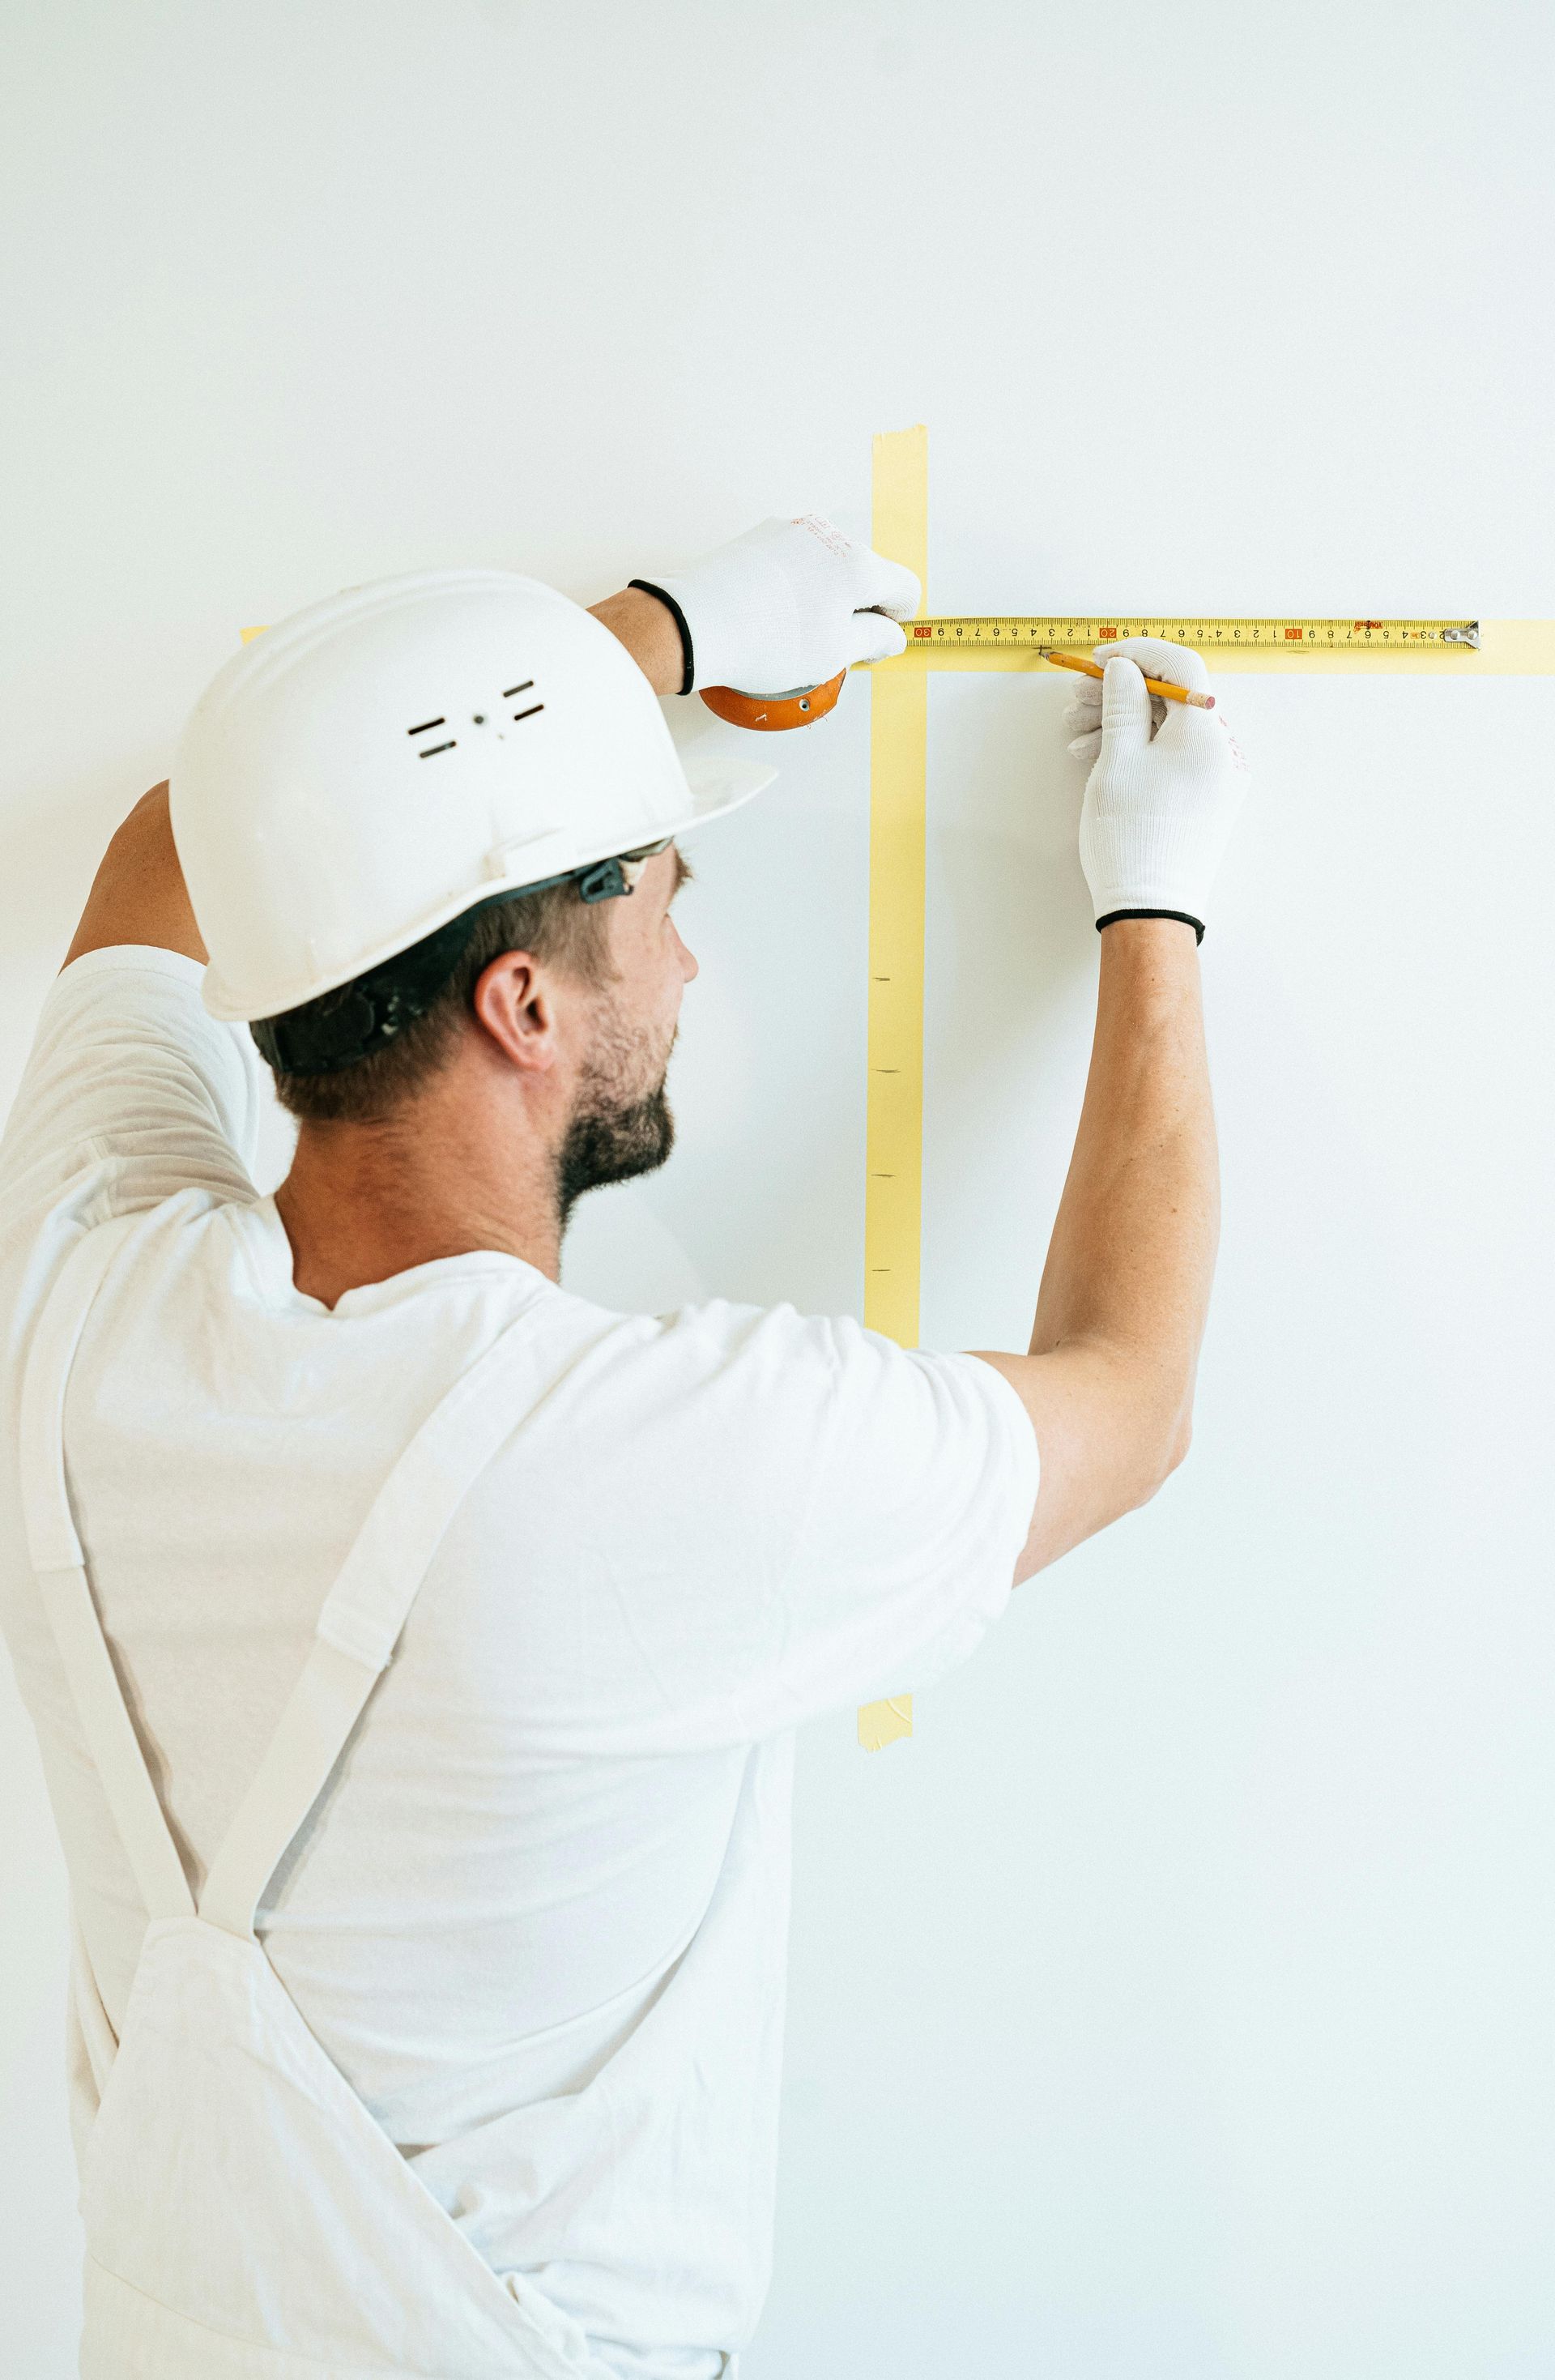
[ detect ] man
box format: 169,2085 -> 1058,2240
0,514 -> 1245,2378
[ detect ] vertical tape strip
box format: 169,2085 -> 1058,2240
858,424 -> 929,1755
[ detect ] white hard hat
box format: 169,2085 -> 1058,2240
170,568 -> 773,1028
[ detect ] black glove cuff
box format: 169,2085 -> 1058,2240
1095,908 -> 1205,945
628,580 -> 695,697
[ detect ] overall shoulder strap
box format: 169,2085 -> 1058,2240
198,1291 -> 566,1939
19,1215 -> 197,1921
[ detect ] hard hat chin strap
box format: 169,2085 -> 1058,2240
250,841 -> 670,1080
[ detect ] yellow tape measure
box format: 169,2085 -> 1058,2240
880,616 -> 1555,680
900,615 -> 1480,651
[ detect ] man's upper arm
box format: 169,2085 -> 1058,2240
0,778 -> 263,1231
704,1312 -> 1040,1729
0,947 -> 262,1234
562,1303 -> 1041,1750
65,785 -> 207,970
972,1342 -> 1187,1584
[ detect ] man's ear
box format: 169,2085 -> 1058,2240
471,951 -> 559,1075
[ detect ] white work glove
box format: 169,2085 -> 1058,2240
632,514 -> 921,694
1065,637 -> 1249,940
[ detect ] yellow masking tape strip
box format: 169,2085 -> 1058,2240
858,424 -> 929,1756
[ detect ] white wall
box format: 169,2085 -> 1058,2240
3,4 -> 1553,2372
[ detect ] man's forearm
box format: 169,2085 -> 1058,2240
589,587 -> 685,697
971,636 -> 1239,1576
1031,918 -> 1218,1458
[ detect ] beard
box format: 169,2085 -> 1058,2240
556,1008 -> 676,1228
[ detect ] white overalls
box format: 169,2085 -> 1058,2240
23,1213 -> 635,2379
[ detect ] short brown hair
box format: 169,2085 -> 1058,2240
269,881 -> 613,1126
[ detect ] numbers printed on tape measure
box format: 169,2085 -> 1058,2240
906,617 -> 1480,649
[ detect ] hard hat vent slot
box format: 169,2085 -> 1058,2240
406,713 -> 457,759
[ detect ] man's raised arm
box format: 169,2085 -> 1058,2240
974,638 -> 1249,1581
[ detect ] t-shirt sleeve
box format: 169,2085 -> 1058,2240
0,946 -> 266,1244
757,1316 -> 1038,1726
559,1300 -> 1040,1746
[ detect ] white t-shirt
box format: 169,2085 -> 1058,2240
0,948 -> 1038,2379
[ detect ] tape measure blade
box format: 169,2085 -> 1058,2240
884,616 -> 1497,672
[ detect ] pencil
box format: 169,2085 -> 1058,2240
1038,647 -> 1216,710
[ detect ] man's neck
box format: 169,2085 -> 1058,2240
274,1080 -> 563,1308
